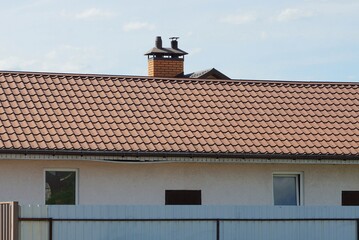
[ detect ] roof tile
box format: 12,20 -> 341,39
0,72 -> 358,157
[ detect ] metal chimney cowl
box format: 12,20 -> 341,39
170,37 -> 179,49
155,36 -> 162,49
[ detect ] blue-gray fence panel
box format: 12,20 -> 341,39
221,220 -> 356,240
48,206 -> 216,240
53,221 -> 215,240
19,205 -> 359,240
19,205 -> 48,240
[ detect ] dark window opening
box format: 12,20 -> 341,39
342,191 -> 359,206
45,170 -> 76,205
165,190 -> 201,205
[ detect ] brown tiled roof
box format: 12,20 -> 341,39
0,71 -> 358,159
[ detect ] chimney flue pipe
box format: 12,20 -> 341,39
155,36 -> 162,49
170,37 -> 179,49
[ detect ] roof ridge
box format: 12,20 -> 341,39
0,70 -> 358,86
0,70 -> 138,79
230,78 -> 359,85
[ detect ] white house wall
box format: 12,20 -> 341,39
0,159 -> 359,205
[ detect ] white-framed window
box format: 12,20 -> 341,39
44,169 -> 78,205
273,173 -> 303,206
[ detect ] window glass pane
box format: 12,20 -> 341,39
273,175 -> 298,206
46,171 -> 76,205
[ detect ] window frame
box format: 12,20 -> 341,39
272,172 -> 303,206
44,168 -> 79,205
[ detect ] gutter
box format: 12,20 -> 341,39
0,149 -> 358,161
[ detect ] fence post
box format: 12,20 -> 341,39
12,202 -> 19,240
216,219 -> 220,240
0,201 -> 19,240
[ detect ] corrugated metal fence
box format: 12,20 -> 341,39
18,205 -> 359,240
0,202 -> 18,240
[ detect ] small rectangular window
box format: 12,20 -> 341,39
342,191 -> 359,206
45,170 -> 77,205
273,174 -> 301,206
165,190 -> 201,205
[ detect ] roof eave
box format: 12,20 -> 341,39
0,149 -> 358,161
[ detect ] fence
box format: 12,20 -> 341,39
18,205 -> 359,240
0,202 -> 18,240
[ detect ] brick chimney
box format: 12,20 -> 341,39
145,36 -> 187,78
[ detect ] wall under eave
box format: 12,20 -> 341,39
1,159 -> 359,205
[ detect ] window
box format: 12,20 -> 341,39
273,174 -> 301,206
165,190 -> 201,205
45,170 -> 77,205
342,191 -> 359,206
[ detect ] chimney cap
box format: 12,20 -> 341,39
145,36 -> 187,57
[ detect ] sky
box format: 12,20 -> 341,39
0,0 -> 358,82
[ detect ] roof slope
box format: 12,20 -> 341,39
0,71 -> 358,159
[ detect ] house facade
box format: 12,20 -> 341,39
0,37 -> 358,207
0,70 -> 358,207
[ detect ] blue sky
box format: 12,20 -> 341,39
0,0 -> 358,81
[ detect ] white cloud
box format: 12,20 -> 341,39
260,31 -> 269,40
347,75 -> 357,81
186,31 -> 194,37
276,8 -> 314,22
0,57 -> 36,70
122,22 -> 155,32
313,1 -> 359,15
221,13 -> 257,25
0,45 -> 100,73
41,45 -> 99,72
188,48 -> 202,56
74,8 -> 114,19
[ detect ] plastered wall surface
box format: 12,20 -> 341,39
1,159 -> 358,205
